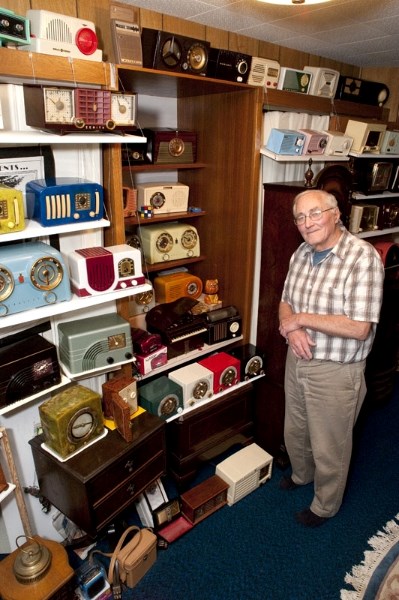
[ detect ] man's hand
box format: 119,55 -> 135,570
286,328 -> 315,360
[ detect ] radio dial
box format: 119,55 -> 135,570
221,367 -> 237,387
150,192 -> 166,209
159,394 -> 179,417
30,256 -> 63,291
187,43 -> 208,72
181,228 -> 198,249
161,37 -> 182,67
156,232 -> 174,254
193,380 -> 210,399
237,59 -> 249,75
0,267 -> 14,302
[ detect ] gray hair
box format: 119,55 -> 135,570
293,189 -> 338,216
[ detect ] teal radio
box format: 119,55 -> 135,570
0,241 -> 71,317
58,313 -> 133,374
26,177 -> 104,226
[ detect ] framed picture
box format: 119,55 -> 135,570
0,145 -> 55,213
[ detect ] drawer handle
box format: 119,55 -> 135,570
125,459 -> 134,472
127,483 -> 135,496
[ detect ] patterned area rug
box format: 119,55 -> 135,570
341,513 -> 399,599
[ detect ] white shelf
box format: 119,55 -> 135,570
352,191 -> 399,201
349,151 -> 399,159
357,226 -> 399,238
260,147 -> 350,162
0,374 -> 71,416
0,131 -> 146,145
0,282 -> 152,329
165,373 -> 265,423
0,218 -> 110,243
60,357 -> 135,381
0,483 -> 16,503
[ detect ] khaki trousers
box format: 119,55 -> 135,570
284,348 -> 367,518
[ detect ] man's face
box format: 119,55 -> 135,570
294,193 -> 340,251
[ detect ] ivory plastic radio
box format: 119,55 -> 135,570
26,177 -> 104,226
303,66 -> 340,98
380,130 -> 399,154
140,222 -> 200,264
168,362 -> 214,408
68,244 -> 145,297
19,9 -> 103,61
248,57 -> 280,88
322,131 -> 353,156
0,241 -> 71,317
344,120 -> 387,154
0,187 -> 25,234
137,182 -> 189,214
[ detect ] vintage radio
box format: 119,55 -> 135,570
204,305 -> 242,345
102,375 -> 137,419
0,8 -> 30,46
344,120 -> 387,154
265,128 -> 305,156
299,129 -> 328,155
58,313 -> 133,374
111,19 -> 142,66
379,200 -> 399,229
135,478 -> 169,528
129,283 -> 155,316
134,346 -> 168,375
277,68 -> 312,93
76,561 -> 110,600
335,75 -> 390,107
143,128 -> 197,164
0,334 -> 61,410
0,187 -> 25,234
180,475 -> 229,524
248,57 -> 280,88
138,376 -> 183,419
140,222 -> 200,264
141,28 -> 210,76
380,130 -> 399,154
352,160 -> 394,195
206,48 -> 251,83
198,351 -> 240,394
168,362 -> 214,408
20,10 -> 102,61
123,186 -> 137,217
215,443 -> 273,506
154,272 -> 203,303
137,182 -> 189,214
229,343 -> 265,381
131,327 -> 163,355
68,244 -> 144,297
348,203 -> 380,234
0,241 -> 71,317
39,384 -> 104,458
153,498 -> 181,529
322,131 -> 353,156
122,140 -> 148,165
303,66 -> 340,98
26,177 -> 103,226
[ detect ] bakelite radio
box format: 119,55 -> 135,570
0,187 -> 25,234
168,362 -> 214,408
138,375 -> 183,419
141,28 -> 210,76
143,128 -> 197,164
198,351 -> 240,394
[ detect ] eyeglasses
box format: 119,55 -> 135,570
294,207 -> 335,226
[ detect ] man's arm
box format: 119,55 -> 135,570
279,310 -> 371,341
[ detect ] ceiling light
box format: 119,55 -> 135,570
257,0 -> 332,5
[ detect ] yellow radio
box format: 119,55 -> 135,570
0,187 -> 25,234
154,271 -> 203,303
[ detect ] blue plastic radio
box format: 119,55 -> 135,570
266,128 -> 306,156
0,241 -> 71,317
26,177 -> 104,226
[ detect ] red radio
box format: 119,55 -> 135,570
198,351 -> 240,394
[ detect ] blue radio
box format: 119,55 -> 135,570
26,177 -> 104,226
266,128 -> 306,156
0,241 -> 71,317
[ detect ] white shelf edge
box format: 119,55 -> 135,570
352,191 -> 399,200
260,147 -> 350,162
165,373 -> 265,423
349,151 -> 399,159
357,226 -> 399,238
0,218 -> 110,243
0,131 -> 146,145
60,358 -> 135,381
0,374 -> 71,416
0,483 -> 16,503
0,282 -> 152,330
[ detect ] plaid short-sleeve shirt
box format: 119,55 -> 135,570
281,228 -> 385,363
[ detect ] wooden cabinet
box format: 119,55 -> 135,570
166,382 -> 255,489
29,412 -> 165,537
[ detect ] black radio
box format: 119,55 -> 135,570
206,48 -> 252,83
141,28 -> 210,76
335,76 -> 389,107
204,305 -> 242,345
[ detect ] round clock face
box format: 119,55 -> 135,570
30,256 -> 63,291
43,88 -> 74,123
67,407 -> 96,442
0,266 -> 14,301
111,93 -> 136,125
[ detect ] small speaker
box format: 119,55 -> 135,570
111,19 -> 142,66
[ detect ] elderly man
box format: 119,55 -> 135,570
278,189 -> 384,527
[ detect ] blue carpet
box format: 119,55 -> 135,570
104,375 -> 399,600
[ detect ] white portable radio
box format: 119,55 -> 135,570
380,130 -> 399,154
322,131 -> 353,156
140,222 -> 200,264
215,443 -> 273,506
137,182 -> 189,214
20,10 -> 102,61
344,120 -> 387,154
248,57 -> 280,88
303,66 -> 340,98
168,362 -> 214,408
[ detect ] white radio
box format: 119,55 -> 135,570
20,10 -> 102,61
299,129 -> 328,155
380,130 -> 399,154
215,443 -> 273,506
140,222 -> 200,264
349,204 -> 380,234
344,120 -> 387,154
168,362 -> 214,408
303,66 -> 340,98
137,182 -> 189,214
322,130 -> 354,156
248,57 -> 280,88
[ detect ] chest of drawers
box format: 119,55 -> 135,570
29,412 -> 165,537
